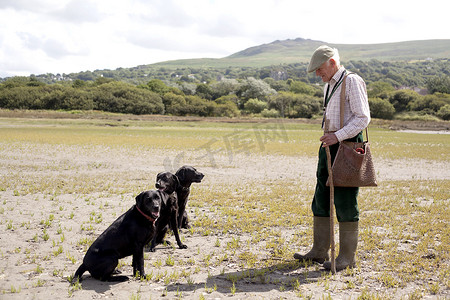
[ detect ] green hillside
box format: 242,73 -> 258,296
14,38 -> 449,87
152,38 -> 450,68
2,37 -> 449,121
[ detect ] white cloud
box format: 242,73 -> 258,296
0,0 -> 61,12
50,0 -> 104,23
0,0 -> 448,78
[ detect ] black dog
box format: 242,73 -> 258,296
150,172 -> 187,251
175,166 -> 204,229
72,190 -> 166,282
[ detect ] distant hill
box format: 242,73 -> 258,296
151,38 -> 450,68
17,38 -> 449,85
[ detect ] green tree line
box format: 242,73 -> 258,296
16,58 -> 449,88
1,71 -> 449,120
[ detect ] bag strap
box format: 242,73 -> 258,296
339,73 -> 369,142
339,75 -> 347,129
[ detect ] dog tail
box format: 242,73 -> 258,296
72,264 -> 87,284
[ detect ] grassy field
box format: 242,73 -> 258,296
1,115 -> 447,160
0,113 -> 449,299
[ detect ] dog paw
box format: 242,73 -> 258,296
179,244 -> 188,249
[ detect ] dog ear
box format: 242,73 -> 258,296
175,168 -> 185,182
135,191 -> 145,206
173,174 -> 180,189
158,190 -> 168,206
156,172 -> 163,180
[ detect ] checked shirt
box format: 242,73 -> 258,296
323,67 -> 371,142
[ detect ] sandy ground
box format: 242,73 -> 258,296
0,137 -> 449,299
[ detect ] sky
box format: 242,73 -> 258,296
0,0 -> 448,78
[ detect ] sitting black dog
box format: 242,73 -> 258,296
175,166 -> 204,229
72,190 -> 166,282
150,172 -> 187,251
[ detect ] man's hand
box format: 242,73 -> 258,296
320,133 -> 338,147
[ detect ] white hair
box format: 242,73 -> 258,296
330,48 -> 340,66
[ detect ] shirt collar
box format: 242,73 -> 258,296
330,66 -> 346,84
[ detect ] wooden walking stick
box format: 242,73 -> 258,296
324,120 -> 336,274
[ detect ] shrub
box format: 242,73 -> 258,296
41,85 -> 94,110
163,92 -> 187,115
215,101 -> 240,117
264,77 -> 289,92
145,79 -> 172,95
268,91 -> 295,118
209,79 -> 240,99
288,95 -> 322,118
367,81 -> 395,98
93,81 -> 164,115
407,93 -> 450,114
215,94 -> 240,106
1,76 -> 31,88
427,76 -> 450,94
289,81 -> 317,95
395,112 -> 441,121
244,98 -> 267,114
261,109 -> 280,118
185,95 -> 216,117
60,89 -> 94,110
195,83 -> 214,100
437,104 -> 450,120
369,97 -> 395,119
239,77 -> 276,102
388,89 -> 420,112
0,86 -> 44,109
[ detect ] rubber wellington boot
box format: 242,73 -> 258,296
323,221 -> 358,271
294,216 -> 330,264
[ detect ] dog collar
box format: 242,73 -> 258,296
178,186 -> 190,192
136,205 -> 156,223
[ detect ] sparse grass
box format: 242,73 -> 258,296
230,282 -> 236,295
165,255 -> 175,266
10,285 -> 21,293
0,117 -> 447,165
34,264 -> 43,274
34,279 -> 45,287
0,115 -> 448,299
68,278 -> 82,297
42,229 -> 49,241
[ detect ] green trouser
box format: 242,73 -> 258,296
311,132 -> 363,222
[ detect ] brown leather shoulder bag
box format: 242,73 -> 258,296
326,75 -> 378,187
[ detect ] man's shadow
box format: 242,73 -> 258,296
166,260 -> 325,295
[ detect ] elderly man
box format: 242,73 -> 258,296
294,45 -> 371,271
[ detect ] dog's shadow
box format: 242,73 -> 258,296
74,275 -> 129,293
166,260 -> 325,295
72,261 -> 325,296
